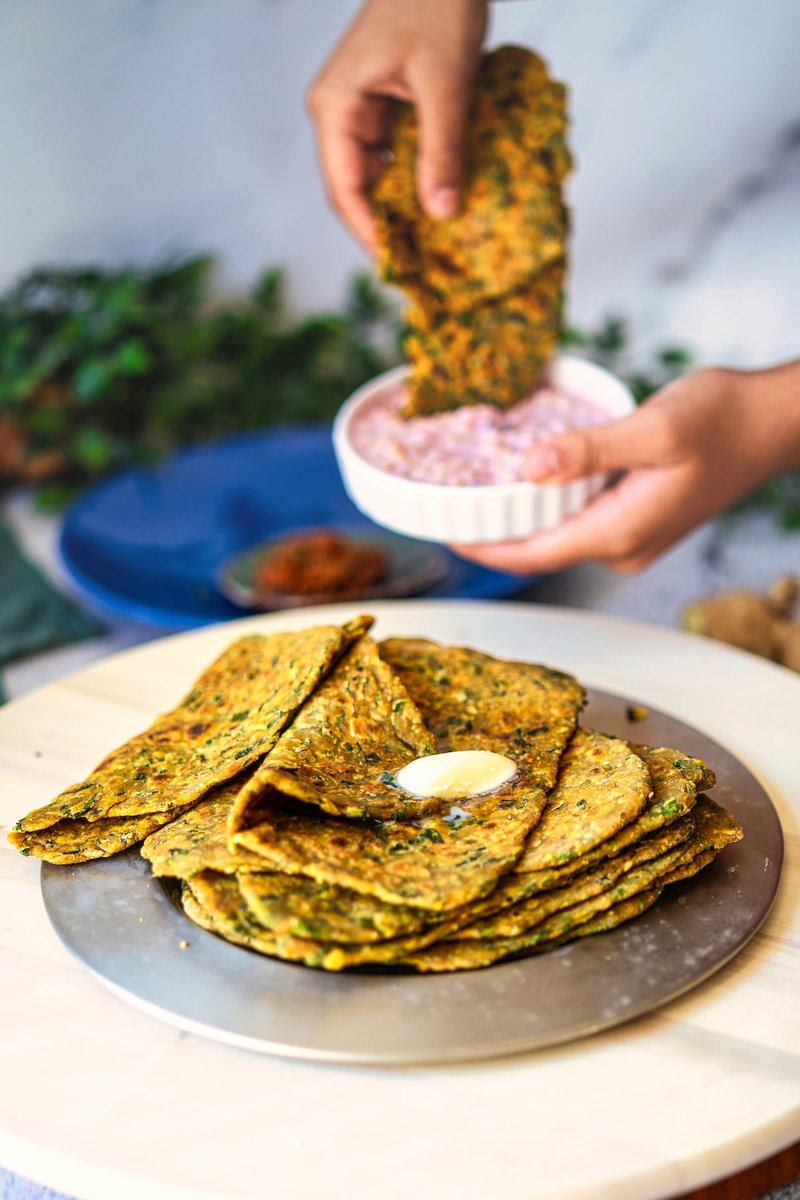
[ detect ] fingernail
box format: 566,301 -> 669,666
525,446 -> 562,482
426,186 -> 459,220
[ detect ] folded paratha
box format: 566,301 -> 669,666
9,616 -> 372,862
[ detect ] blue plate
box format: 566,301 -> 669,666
60,425 -> 530,629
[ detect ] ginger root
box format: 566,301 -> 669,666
683,575 -> 800,673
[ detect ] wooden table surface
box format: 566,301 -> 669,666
679,1139 -> 800,1199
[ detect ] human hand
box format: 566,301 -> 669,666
451,361 -> 800,575
307,0 -> 487,251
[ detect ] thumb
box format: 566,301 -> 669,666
413,64 -> 472,220
524,407 -> 664,483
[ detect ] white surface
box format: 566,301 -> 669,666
334,358 -> 634,543
1,0 -> 798,366
1,600 -> 798,1200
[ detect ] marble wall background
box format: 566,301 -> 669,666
1,0 -> 798,368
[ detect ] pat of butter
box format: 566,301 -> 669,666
395,750 -> 516,801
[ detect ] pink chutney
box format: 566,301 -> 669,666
349,382 -> 610,486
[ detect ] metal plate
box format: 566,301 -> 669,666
41,687 -> 783,1065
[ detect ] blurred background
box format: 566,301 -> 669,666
0,0 -> 799,702
2,0 -> 798,359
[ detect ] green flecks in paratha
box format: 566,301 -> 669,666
181,873 -> 300,960
515,727 -> 652,873
9,616 -> 371,863
184,871 -> 467,971
230,786 -> 543,913
514,744 -> 711,878
402,797 -> 741,971
373,46 -> 571,414
13,809 -> 181,864
452,812 -> 696,940
559,887 -> 662,940
375,48 -> 570,306
141,776 -> 267,879
685,793 -> 743,851
238,871 -> 433,944
401,889 -> 665,972
228,636 -> 438,828
232,639 -> 584,912
400,268 -> 564,414
496,810 -> 696,903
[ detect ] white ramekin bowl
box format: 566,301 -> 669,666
333,355 -> 635,544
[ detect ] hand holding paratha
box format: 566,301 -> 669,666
452,359 -> 800,573
307,0 -> 487,250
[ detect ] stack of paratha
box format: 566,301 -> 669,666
9,619 -> 743,972
374,46 -> 572,415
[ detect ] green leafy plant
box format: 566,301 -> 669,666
1,267 -> 796,528
560,314 -> 693,403
0,258 -> 398,508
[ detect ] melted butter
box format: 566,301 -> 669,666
395,750 -> 516,801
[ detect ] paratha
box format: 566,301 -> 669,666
403,889 -> 664,973
9,616 -> 371,862
228,635 -> 438,827
452,813 -> 696,940
238,872 -> 432,944
16,809 -> 176,865
374,46 -> 571,414
183,871 -> 467,971
232,734 -> 684,945
231,639 -> 584,911
401,267 -> 564,414
517,727 -> 652,873
374,48 -> 570,307
398,799 -> 741,971
141,776 -> 268,879
515,743 -> 712,875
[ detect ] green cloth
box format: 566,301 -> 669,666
0,521 -> 102,703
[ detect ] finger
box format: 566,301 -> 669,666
524,405 -> 672,484
412,63 -> 473,219
311,94 -> 391,250
452,466 -> 697,574
315,125 -> 378,251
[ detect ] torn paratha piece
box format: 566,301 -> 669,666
401,266 -> 564,414
374,46 -> 571,414
228,635 -> 438,828
9,616 -> 371,863
375,46 -> 570,310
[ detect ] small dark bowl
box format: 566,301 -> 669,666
216,526 -> 450,611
